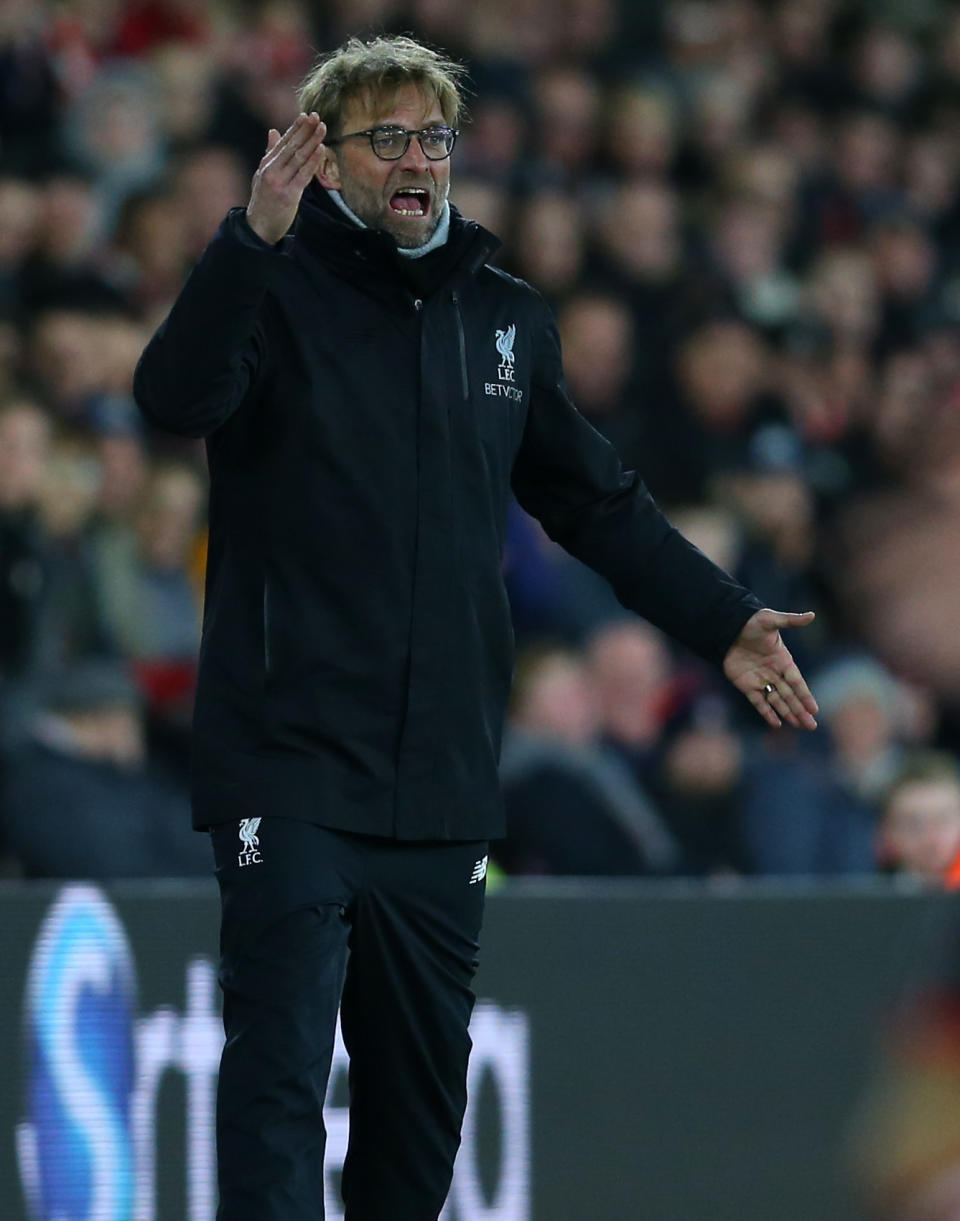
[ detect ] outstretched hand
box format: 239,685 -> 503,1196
723,609 -> 819,730
246,112 -> 327,246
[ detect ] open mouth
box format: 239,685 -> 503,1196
390,188 -> 430,217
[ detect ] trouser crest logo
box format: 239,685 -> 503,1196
238,818 -> 263,866
469,855 -> 488,884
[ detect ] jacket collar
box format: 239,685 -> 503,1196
292,182 -> 500,299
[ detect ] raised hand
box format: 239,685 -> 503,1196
722,608 -> 819,730
246,112 -> 327,246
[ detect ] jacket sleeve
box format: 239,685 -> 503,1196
510,302 -> 762,666
133,209 -> 280,439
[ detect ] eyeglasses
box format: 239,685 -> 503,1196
325,125 -> 459,161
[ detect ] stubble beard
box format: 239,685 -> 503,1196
339,177 -> 449,249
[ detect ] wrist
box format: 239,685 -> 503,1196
243,208 -> 283,247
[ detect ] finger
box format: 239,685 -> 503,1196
292,140 -> 327,187
269,112 -> 323,168
748,687 -> 782,729
759,665 -> 818,729
769,677 -> 817,730
780,693 -> 818,729
264,134 -> 326,195
759,678 -> 800,728
780,660 -> 820,715
258,113 -> 311,167
288,126 -> 327,173
268,130 -> 327,193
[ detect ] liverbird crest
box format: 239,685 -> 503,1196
495,324 -> 516,367
238,817 -> 261,850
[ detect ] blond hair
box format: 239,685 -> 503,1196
883,752 -> 960,812
298,35 -> 467,139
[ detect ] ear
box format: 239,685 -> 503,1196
315,143 -> 341,190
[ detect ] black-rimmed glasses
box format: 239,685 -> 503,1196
325,125 -> 459,161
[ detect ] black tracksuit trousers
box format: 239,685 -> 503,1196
210,817 -> 488,1221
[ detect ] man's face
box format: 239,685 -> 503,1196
320,83 -> 451,249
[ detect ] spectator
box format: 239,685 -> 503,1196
740,656 -> 909,876
152,43 -> 219,151
0,176 -> 41,308
592,179 -> 685,300
555,290 -> 644,468
655,689 -> 746,875
715,423 -> 823,667
704,191 -> 800,330
590,180 -> 694,417
587,589 -> 749,874
95,461 -> 203,681
647,318 -> 773,504
603,85 -> 679,181
586,619 -> 673,789
502,500 -> 625,646
850,23 -> 923,120
505,191 -> 586,305
449,176 -> 509,239
803,245 -> 881,350
879,753 -> 960,888
108,188 -> 192,314
458,93 -> 527,185
0,659 -> 206,877
0,1 -> 60,172
61,64 -> 165,227
28,306 -> 149,429
34,431 -> 110,666
684,71 -> 757,177
171,144 -> 249,258
90,402 -> 150,523
530,64 -> 602,189
813,110 -> 902,246
870,216 -> 942,353
498,647 -> 678,876
0,399 -> 51,682
204,0 -> 308,174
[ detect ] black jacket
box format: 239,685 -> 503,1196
134,187 -> 761,838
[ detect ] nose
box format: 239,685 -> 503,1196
398,133 -> 430,172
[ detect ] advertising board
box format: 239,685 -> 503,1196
0,879 -> 945,1221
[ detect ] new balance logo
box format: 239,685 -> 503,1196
238,818 -> 263,867
469,855 -> 488,885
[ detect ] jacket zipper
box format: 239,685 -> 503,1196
451,291 -> 469,401
262,581 -> 272,677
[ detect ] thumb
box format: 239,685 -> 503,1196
266,128 -> 281,152
759,609 -> 816,631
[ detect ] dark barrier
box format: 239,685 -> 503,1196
0,879 -> 948,1221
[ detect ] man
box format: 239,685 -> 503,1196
1,660 -> 208,877
134,34 -> 818,1221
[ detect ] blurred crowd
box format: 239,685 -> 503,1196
3,0 -> 960,883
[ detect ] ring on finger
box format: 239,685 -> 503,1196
762,683 -> 775,698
